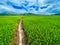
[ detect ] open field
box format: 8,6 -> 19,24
23,16 -> 60,45
0,15 -> 60,45
0,16 -> 20,45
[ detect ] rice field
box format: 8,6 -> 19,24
23,16 -> 60,45
0,15 -> 60,45
0,16 -> 20,45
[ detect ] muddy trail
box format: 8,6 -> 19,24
13,19 -> 27,45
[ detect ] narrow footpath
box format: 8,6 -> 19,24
14,19 -> 27,45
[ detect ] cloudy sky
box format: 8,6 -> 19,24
0,0 -> 60,14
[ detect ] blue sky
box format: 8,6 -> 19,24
0,0 -> 60,14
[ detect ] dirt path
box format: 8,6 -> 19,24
18,19 -> 27,45
14,19 -> 27,45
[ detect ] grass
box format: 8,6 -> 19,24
23,15 -> 60,45
0,15 -> 60,45
0,16 -> 20,45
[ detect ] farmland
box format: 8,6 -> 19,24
23,16 -> 60,45
0,16 -> 20,45
0,15 -> 60,45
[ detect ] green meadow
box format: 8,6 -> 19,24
0,15 -> 60,45
23,16 -> 60,45
0,16 -> 20,45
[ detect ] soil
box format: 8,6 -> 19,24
13,19 -> 27,45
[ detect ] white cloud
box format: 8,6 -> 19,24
0,0 -> 60,14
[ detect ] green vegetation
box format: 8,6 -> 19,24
23,16 -> 60,45
0,15 -> 60,45
0,16 -> 20,45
